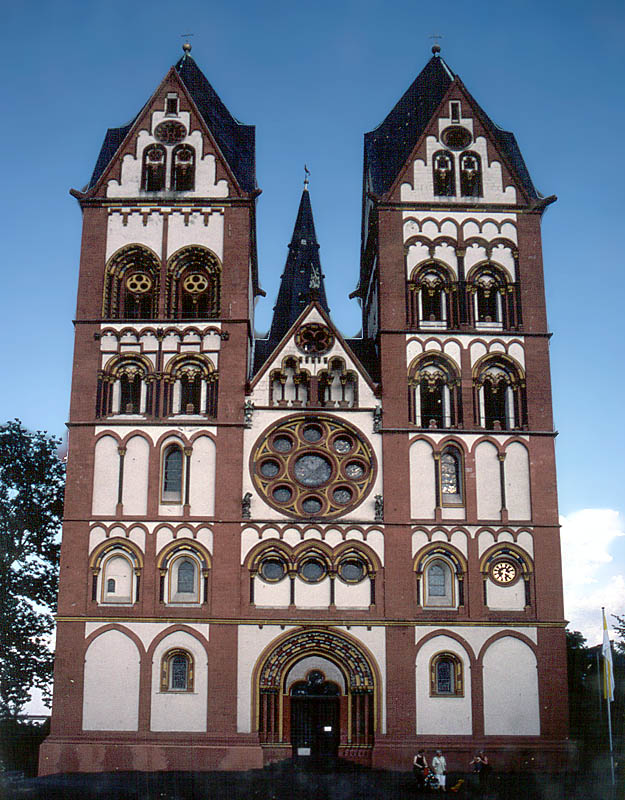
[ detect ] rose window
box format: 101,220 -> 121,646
183,273 -> 209,294
295,323 -> 334,355
251,414 -> 376,518
154,120 -> 186,144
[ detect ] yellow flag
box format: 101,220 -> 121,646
602,609 -> 615,702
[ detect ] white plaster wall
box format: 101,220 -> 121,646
334,579 -> 370,608
295,577 -> 331,608
415,635 -> 472,735
189,435 -> 216,516
82,630 -> 140,730
483,637 -> 540,735
475,441 -> 501,520
84,621 -> 209,652
486,578 -> 526,610
410,440 -> 436,519
89,525 -> 108,552
92,436 -> 119,515
122,435 -> 149,515
505,442 -> 531,520
254,576 -> 291,607
237,625 -> 296,732
167,209 -> 224,260
96,423 -> 217,447
106,210 -> 163,261
150,631 -> 208,732
414,625 -> 537,651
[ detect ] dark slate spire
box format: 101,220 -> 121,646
266,186 -> 330,346
364,51 -> 539,199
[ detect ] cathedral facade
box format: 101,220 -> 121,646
40,46 -> 569,775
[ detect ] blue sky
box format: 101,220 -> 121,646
1,0 -> 624,645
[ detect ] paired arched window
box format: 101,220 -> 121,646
171,145 -> 195,191
270,357 -> 310,407
430,652 -> 463,696
142,144 -> 166,191
408,355 -> 461,428
432,150 -> 455,196
163,355 -> 218,417
167,246 -> 221,320
97,356 -> 153,417
408,264 -> 453,328
474,357 -> 526,430
160,649 -> 194,692
415,547 -> 465,609
318,358 -> 358,408
459,152 -> 482,197
103,245 -> 160,320
158,543 -> 210,605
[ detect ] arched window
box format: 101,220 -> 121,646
416,548 -> 465,609
163,356 -> 218,418
430,652 -> 463,696
171,145 -> 195,191
474,358 -> 526,430
161,444 -> 184,503
468,265 -> 515,328
425,559 -> 453,606
160,649 -> 194,692
169,555 -> 200,603
408,356 -> 461,428
459,152 -> 482,197
438,445 -> 463,506
177,559 -> 196,593
97,356 -> 152,417
167,247 -> 221,320
407,263 -> 457,329
318,358 -> 358,408
142,144 -> 166,191
432,150 -> 455,196
100,553 -> 135,604
103,245 -> 160,320
270,357 -> 310,407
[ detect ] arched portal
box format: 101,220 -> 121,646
254,628 -> 377,763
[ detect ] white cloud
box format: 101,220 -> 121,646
560,509 -> 625,646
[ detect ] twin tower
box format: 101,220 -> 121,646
41,47 -> 569,774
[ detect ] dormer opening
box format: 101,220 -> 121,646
450,101 -> 461,124
165,94 -> 179,116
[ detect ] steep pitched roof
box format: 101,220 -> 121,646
88,53 -> 255,193
269,187 -> 330,335
364,54 -> 539,199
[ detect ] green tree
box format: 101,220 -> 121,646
613,614 -> 625,655
0,420 -> 64,717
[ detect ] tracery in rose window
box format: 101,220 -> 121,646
295,323 -> 334,355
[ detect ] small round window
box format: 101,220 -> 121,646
339,558 -> 366,583
299,559 -> 326,582
260,558 -> 286,582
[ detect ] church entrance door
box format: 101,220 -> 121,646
290,670 -> 340,760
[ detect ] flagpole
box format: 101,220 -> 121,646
602,607 -> 615,787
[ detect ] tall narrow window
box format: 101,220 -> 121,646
123,271 -> 155,319
180,372 -> 202,414
433,151 -> 455,196
167,246 -> 221,320
475,359 -> 525,430
120,372 -> 141,414
475,274 -> 501,323
162,445 -> 183,502
408,357 -> 459,429
459,152 -> 482,197
171,145 -> 195,191
439,446 -> 463,505
142,145 -> 166,191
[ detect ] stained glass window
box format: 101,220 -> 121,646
428,563 -> 447,596
170,655 -> 189,690
436,659 -> 454,694
163,447 -> 183,501
177,559 -> 195,594
441,453 -> 458,494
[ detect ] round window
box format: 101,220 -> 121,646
339,559 -> 366,582
260,558 -> 286,582
300,559 -> 325,582
251,414 -> 376,518
441,125 -> 472,150
126,272 -> 153,294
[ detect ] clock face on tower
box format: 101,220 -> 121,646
490,558 -> 519,585
250,414 -> 376,518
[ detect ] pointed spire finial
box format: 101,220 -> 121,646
429,34 -> 442,55
304,164 -> 310,190
181,33 -> 193,55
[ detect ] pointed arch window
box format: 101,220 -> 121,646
408,356 -> 460,428
474,358 -> 526,430
167,247 -> 221,320
459,152 -> 482,197
142,144 -> 167,191
171,145 -> 195,191
433,150 -> 455,196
